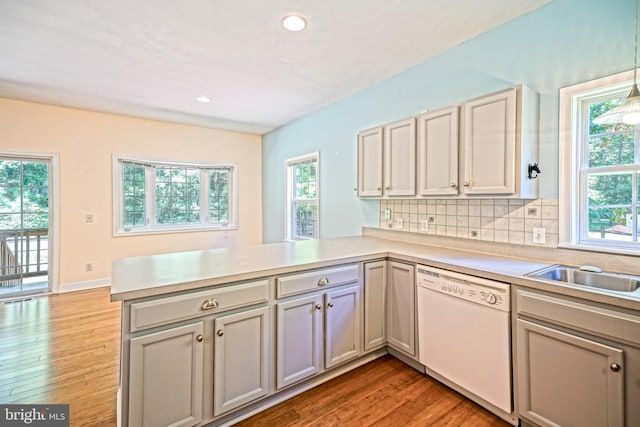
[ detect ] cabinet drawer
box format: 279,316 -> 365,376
516,288 -> 640,346
130,280 -> 269,332
277,264 -> 359,298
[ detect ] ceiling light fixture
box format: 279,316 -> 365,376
594,0 -> 640,125
282,14 -> 306,32
195,95 -> 212,103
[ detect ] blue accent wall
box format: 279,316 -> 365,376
262,0 -> 633,243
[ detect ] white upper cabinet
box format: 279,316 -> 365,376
462,85 -> 539,198
358,85 -> 538,200
417,106 -> 459,196
383,118 -> 416,196
357,127 -> 384,197
358,118 -> 416,198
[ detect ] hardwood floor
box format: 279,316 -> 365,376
237,355 -> 510,427
0,288 -> 510,427
0,287 -> 121,426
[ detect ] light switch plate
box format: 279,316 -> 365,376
532,227 -> 545,244
395,217 -> 403,229
420,220 -> 428,232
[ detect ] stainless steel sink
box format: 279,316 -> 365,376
527,265 -> 640,293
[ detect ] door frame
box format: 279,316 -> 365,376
0,150 -> 60,294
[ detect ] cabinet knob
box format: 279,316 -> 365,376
327,301 -> 334,308
353,188 -> 357,191
610,363 -> 621,372
216,329 -> 224,337
201,298 -> 219,310
315,304 -> 322,311
317,277 -> 329,286
450,183 -> 457,188
196,334 -> 204,342
463,181 -> 470,187
385,186 -> 391,190
376,187 -> 382,191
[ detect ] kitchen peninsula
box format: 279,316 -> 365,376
111,232 -> 640,427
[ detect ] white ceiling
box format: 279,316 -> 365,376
0,0 -> 550,135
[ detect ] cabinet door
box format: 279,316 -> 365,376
325,285 -> 362,368
357,127 -> 383,197
386,261 -> 416,356
384,118 -> 416,196
463,88 -> 516,195
364,261 -> 387,350
213,306 -> 269,416
129,322 -> 203,427
517,319 -> 624,427
417,107 -> 459,196
276,294 -> 323,389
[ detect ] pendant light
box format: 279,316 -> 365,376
594,0 -> 640,125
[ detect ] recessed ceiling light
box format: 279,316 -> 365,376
282,14 -> 306,32
196,95 -> 212,103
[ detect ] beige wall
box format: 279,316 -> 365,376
0,98 -> 262,291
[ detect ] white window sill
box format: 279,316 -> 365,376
558,242 -> 640,257
114,225 -> 238,237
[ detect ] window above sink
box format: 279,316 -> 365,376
560,70 -> 640,256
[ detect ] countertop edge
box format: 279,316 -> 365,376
110,237 -> 640,311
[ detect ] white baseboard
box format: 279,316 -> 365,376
58,277 -> 111,293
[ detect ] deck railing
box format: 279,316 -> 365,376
0,228 -> 48,286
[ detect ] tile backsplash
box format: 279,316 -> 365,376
379,198 -> 559,248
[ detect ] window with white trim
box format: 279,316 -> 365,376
113,156 -> 236,235
560,70 -> 640,254
285,153 -> 319,240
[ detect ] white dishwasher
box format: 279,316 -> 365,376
416,264 -> 512,415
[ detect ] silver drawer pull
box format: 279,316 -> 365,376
317,277 -> 329,287
201,298 -> 219,310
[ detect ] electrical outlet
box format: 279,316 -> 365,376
383,208 -> 392,220
85,263 -> 93,272
395,217 -> 404,229
532,227 -> 546,244
85,213 -> 94,223
420,219 -> 428,232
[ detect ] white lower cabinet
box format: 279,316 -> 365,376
129,322 -> 204,427
514,287 -> 640,427
325,286 -> 362,368
213,306 -> 270,416
517,319 -> 624,427
276,285 -> 362,389
386,261 -> 416,357
276,294 -> 323,388
363,261 -> 387,350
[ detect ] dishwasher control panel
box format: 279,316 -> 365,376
416,265 -> 510,311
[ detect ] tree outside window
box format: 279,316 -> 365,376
286,153 -> 319,240
115,156 -> 236,235
585,98 -> 639,243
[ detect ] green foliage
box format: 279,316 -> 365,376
209,170 -> 229,223
291,160 -> 318,239
0,160 -> 49,230
123,163 -> 146,227
155,167 -> 200,224
294,162 -> 317,200
587,98 -> 638,235
294,203 -> 317,239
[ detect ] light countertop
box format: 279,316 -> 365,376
110,235 -> 640,311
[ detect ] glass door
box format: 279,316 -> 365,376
0,158 -> 50,297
